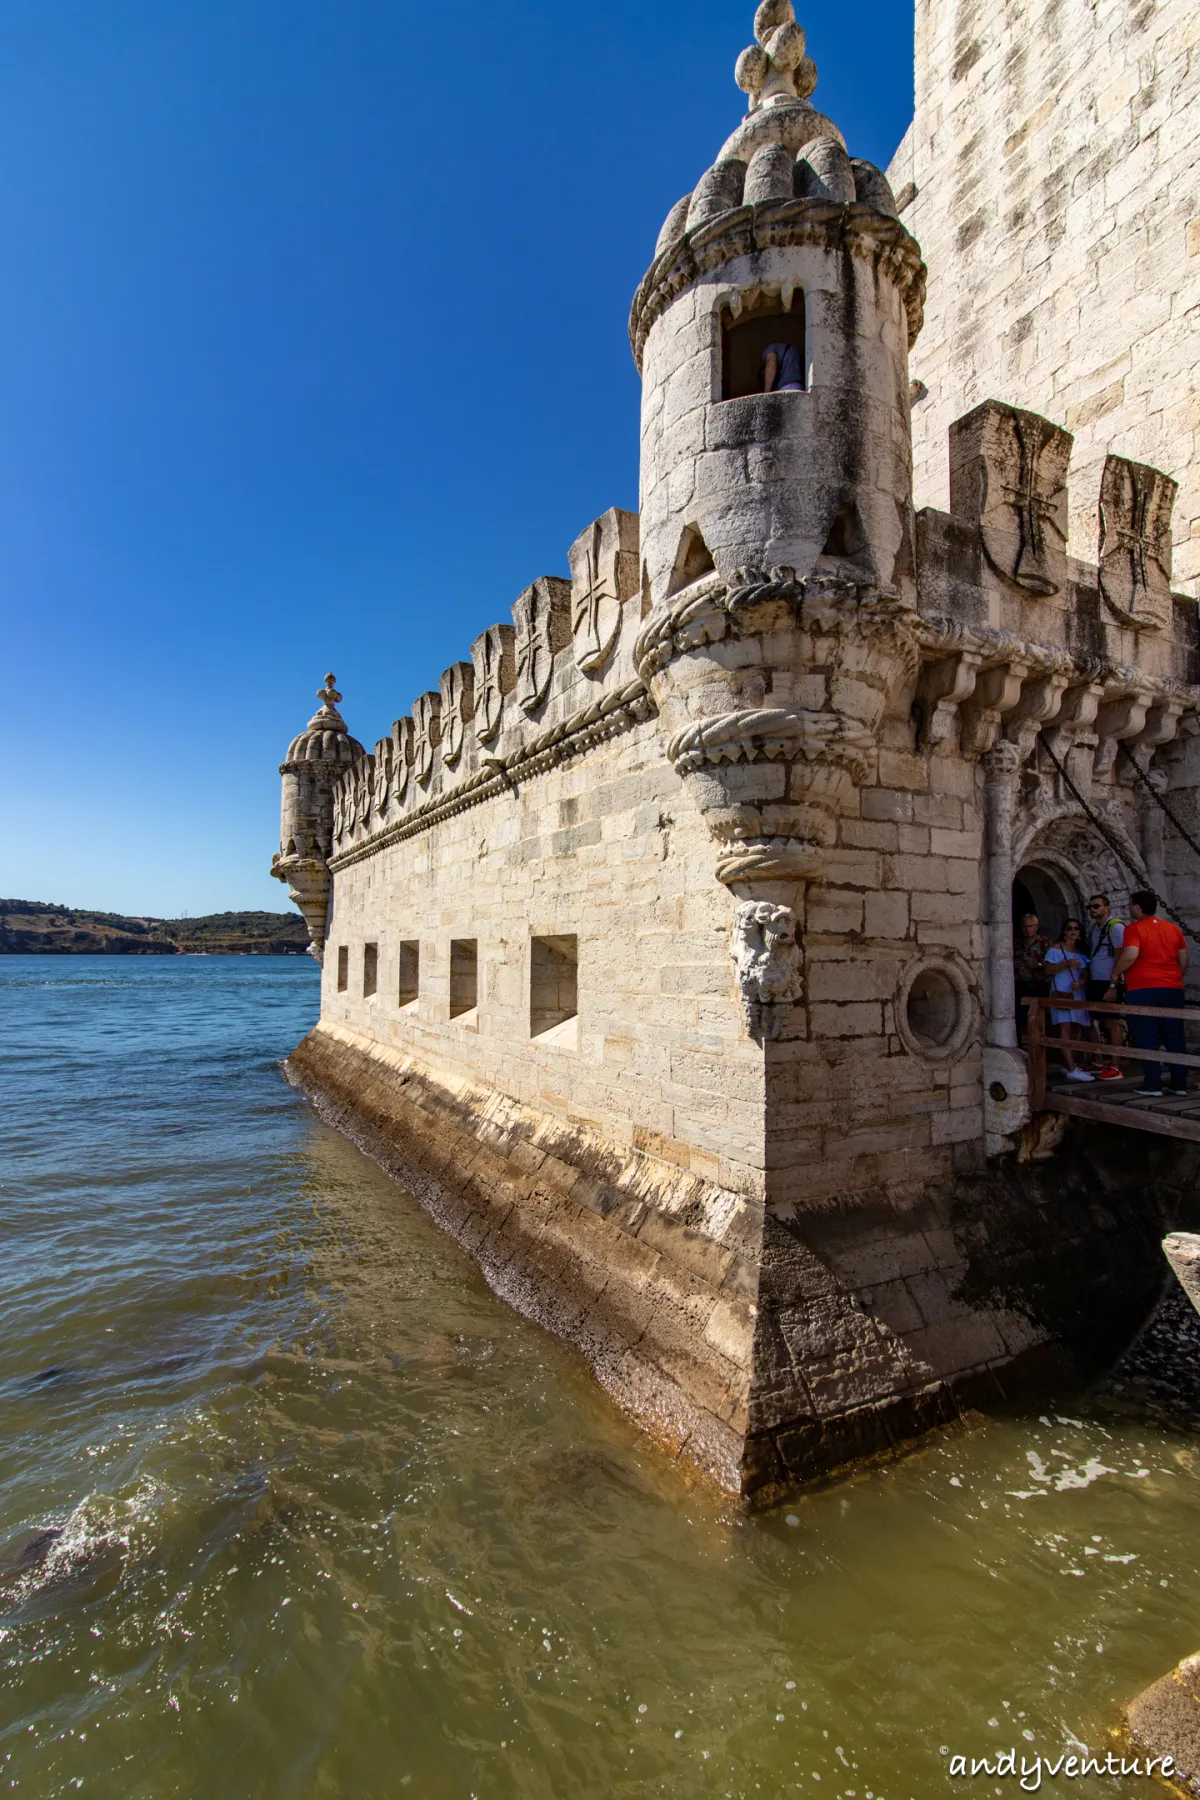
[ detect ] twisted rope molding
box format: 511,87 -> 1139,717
328,680 -> 656,872
629,198 -> 927,367
666,706 -> 875,781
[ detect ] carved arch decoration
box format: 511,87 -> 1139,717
1011,807 -> 1147,916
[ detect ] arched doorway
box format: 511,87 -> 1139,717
1013,864 -> 1075,943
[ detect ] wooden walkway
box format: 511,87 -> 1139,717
1029,998 -> 1200,1144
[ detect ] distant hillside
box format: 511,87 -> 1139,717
0,900 -> 310,956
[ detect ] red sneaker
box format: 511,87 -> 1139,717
1096,1065 -> 1124,1081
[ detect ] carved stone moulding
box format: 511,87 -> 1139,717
568,507 -> 640,675
949,400 -> 1071,598
1098,453 -> 1178,632
513,576 -> 571,715
640,574 -> 920,895
628,196 -> 928,364
913,615 -> 1199,772
272,853 -> 332,964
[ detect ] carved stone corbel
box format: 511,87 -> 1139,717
1003,667 -> 1070,761
914,649 -> 982,748
1127,696 -> 1185,766
959,662 -> 1029,757
1094,689 -> 1150,778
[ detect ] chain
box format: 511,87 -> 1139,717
1038,736 -> 1200,945
1118,741 -> 1200,863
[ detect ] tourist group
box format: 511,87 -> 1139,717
1014,891 -> 1189,1096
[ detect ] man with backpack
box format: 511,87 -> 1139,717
1085,893 -> 1126,1080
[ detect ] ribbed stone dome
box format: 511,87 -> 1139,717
637,0 -> 912,352
284,676 -> 364,766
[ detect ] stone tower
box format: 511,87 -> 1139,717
890,0 -> 1199,596
631,0 -> 927,911
271,675 -> 363,961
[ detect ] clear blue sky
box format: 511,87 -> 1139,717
3,0 -> 914,917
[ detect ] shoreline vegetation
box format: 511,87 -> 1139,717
0,899 -> 309,956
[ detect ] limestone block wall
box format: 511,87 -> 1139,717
890,0 -> 1200,594
322,716 -> 767,1199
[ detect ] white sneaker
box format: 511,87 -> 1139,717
1066,1068 -> 1096,1081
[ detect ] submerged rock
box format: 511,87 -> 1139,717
1165,1233 -> 1200,1318
1126,1651 -> 1200,1796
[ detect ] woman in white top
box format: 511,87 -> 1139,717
1044,918 -> 1094,1081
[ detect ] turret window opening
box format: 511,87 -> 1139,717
336,946 -> 349,992
721,292 -> 807,401
363,943 -> 378,998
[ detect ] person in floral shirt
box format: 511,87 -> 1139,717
1013,910 -> 1050,1044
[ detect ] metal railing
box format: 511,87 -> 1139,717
1027,995 -> 1200,1117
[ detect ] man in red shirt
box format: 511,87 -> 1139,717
1107,889 -> 1190,1096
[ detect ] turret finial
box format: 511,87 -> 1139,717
317,673 -> 342,708
735,1 -> 817,112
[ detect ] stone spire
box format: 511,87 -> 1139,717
734,0 -> 818,112
273,673 -> 364,962
286,673 -> 361,763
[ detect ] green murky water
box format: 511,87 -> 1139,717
2,956 -> 1198,1798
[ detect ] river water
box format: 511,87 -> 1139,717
2,955 -> 1198,1799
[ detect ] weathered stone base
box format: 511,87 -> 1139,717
287,1022 -> 764,1493
286,1024 -> 1200,1504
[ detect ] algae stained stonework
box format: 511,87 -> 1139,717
272,2 -> 1200,1502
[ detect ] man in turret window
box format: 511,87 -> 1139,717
761,341 -> 804,393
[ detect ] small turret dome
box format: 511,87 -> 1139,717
284,675 -> 364,766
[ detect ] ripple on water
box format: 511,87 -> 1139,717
0,954 -> 1198,1799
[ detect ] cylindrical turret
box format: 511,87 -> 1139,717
631,4 -> 924,605
271,675 -> 363,961
630,3 -> 927,912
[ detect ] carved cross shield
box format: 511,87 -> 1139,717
471,624 -> 516,745
1098,454 -> 1177,631
438,662 -> 474,767
372,737 -> 394,817
391,716 -> 414,804
513,576 -> 571,715
949,402 -> 1070,597
357,754 -> 375,828
412,691 -> 442,784
568,508 -> 640,672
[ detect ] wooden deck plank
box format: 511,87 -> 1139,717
1045,1093 -> 1200,1144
